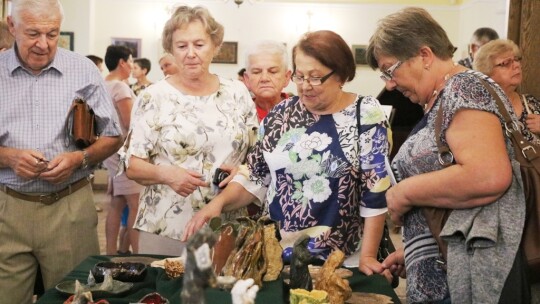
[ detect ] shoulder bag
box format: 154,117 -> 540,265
66,98 -> 98,149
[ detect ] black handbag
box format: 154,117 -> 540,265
356,98 -> 399,288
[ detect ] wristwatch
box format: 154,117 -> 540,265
81,150 -> 89,169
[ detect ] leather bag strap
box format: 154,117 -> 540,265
479,79 -> 540,174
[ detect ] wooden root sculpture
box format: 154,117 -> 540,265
314,249 -> 352,304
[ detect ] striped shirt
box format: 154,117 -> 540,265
0,47 -> 121,192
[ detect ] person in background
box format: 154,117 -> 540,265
122,5 -> 257,256
103,45 -> 143,255
457,27 -> 499,69
131,57 -> 153,96
367,7 -> 528,302
0,1 -> 122,302
86,54 -> 104,73
158,52 -> 180,76
183,30 -> 393,284
243,40 -> 291,122
0,20 -> 15,51
474,39 -> 540,144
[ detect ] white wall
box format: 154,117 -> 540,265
59,0 -> 507,97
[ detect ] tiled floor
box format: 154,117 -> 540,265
92,188 -> 407,303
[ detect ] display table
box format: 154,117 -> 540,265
37,254 -> 399,304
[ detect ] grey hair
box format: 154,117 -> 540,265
473,39 -> 521,76
366,7 -> 455,70
10,0 -> 64,25
244,40 -> 289,71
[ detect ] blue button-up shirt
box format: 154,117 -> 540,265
0,46 -> 121,192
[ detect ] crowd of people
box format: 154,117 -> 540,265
1,0 -> 538,303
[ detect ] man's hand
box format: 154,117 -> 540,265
4,148 -> 49,180
39,151 -> 83,184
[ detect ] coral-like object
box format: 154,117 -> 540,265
164,259 -> 185,279
290,288 -> 329,304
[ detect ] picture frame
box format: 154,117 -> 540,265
352,44 -> 368,65
111,37 -> 141,58
58,31 -> 74,51
212,41 -> 238,64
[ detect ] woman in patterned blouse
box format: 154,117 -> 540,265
184,30 -> 394,282
367,7 -> 529,303
474,39 -> 540,145
123,5 -> 258,256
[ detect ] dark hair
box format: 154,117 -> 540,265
472,27 -> 499,44
104,45 -> 132,71
134,58 -> 151,74
237,68 -> 246,77
292,30 -> 355,83
366,7 -> 456,69
86,55 -> 103,66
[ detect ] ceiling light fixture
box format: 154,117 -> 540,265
224,0 -> 262,8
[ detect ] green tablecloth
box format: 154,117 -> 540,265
37,255 -> 399,304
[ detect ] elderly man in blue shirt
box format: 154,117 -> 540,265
0,0 -> 122,302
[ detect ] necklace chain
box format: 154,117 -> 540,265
425,63 -> 459,112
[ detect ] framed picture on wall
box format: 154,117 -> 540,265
212,41 -> 238,64
58,31 -> 74,51
352,44 -> 368,65
111,37 -> 141,58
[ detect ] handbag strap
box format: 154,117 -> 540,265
478,79 -> 540,174
435,100 -> 454,167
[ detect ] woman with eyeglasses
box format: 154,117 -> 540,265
367,7 -> 530,303
183,30 -> 393,282
474,39 -> 540,144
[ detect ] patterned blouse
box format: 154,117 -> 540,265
123,77 -> 258,241
234,95 -> 391,261
392,70 -> 521,303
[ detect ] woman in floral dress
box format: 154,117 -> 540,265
122,6 -> 258,255
184,30 -> 393,281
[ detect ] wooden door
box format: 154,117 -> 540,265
508,0 -> 540,98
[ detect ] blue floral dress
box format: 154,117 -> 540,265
233,94 -> 391,262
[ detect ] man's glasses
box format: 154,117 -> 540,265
494,56 -> 522,68
291,70 -> 335,86
380,61 -> 402,82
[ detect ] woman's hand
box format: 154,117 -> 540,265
216,164 -> 239,188
181,201 -> 223,241
381,247 -> 406,279
358,255 -> 393,283
164,166 -> 209,197
526,114 -> 540,135
385,185 -> 411,226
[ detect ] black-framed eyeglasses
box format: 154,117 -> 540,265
380,61 -> 402,82
494,56 -> 522,68
291,70 -> 335,86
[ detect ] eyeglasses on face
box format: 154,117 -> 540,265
494,56 -> 522,68
291,70 -> 335,86
380,60 -> 403,82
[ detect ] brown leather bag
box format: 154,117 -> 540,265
67,98 -> 97,149
425,78 -> 540,282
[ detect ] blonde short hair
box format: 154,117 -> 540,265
473,39 -> 521,76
